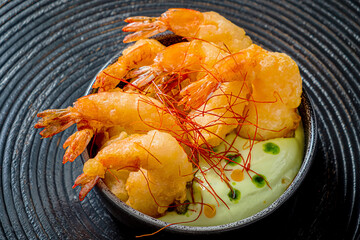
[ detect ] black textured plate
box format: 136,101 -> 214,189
1,1 -> 359,240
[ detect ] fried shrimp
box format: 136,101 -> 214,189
188,81 -> 250,147
34,91 -> 180,163
93,39 -> 165,92
74,130 -> 193,217
97,9 -> 252,94
126,40 -> 229,94
181,44 -> 302,140
123,8 -> 252,53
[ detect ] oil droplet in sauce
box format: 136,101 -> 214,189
281,177 -> 290,185
231,169 -> 244,182
204,204 -> 216,218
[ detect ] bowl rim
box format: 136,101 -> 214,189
82,35 -> 318,234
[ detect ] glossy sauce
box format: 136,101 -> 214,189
159,123 -> 304,226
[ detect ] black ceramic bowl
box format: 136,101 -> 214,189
82,34 -> 318,237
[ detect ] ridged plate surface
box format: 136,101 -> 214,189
0,1 -> 359,239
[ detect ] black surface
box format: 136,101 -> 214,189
0,1 -> 359,239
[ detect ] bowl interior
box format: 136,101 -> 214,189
82,34 -> 318,235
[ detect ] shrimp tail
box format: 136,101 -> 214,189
123,17 -> 168,43
62,129 -> 94,163
35,107 -> 93,163
179,78 -> 220,110
73,173 -> 100,201
35,107 -> 81,138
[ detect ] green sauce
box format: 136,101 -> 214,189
228,188 -> 241,203
252,174 -> 266,188
263,142 -> 280,155
226,154 -> 241,166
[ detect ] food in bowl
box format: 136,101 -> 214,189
35,8 -> 303,228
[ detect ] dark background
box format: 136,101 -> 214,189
0,1 -> 359,239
